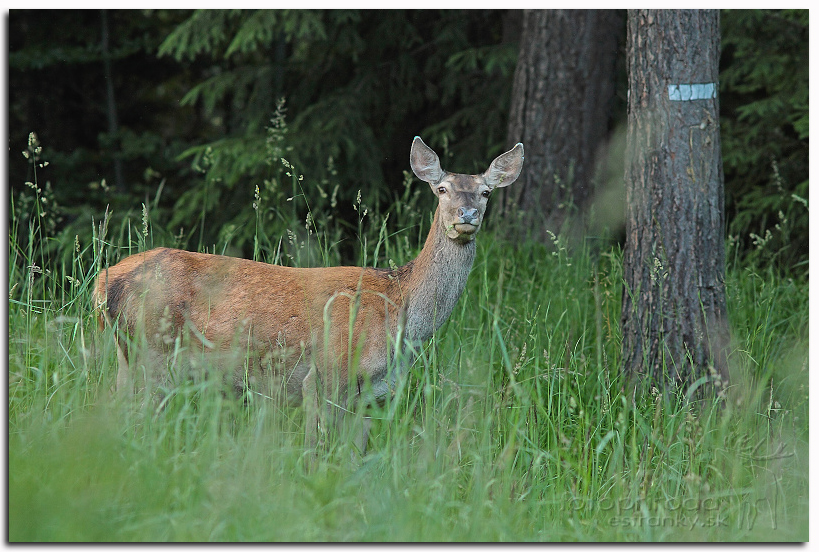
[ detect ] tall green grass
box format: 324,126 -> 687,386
8,155 -> 808,541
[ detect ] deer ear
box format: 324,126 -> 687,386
484,143 -> 524,188
410,136 -> 444,184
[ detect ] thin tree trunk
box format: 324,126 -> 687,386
101,9 -> 125,194
505,9 -> 621,235
621,9 -> 729,395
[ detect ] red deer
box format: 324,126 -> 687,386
94,137 -> 524,450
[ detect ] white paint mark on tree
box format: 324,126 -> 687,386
667,83 -> 716,101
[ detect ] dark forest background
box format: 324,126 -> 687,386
9,9 -> 808,275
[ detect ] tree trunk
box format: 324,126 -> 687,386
621,9 -> 729,395
505,9 -> 621,235
101,9 -> 125,194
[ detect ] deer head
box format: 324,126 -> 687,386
410,136 -> 524,243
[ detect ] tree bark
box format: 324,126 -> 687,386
505,9 -> 621,235
621,10 -> 729,394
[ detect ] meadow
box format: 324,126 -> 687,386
8,164 -> 808,541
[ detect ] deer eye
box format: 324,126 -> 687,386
481,190 -> 491,198
437,186 -> 447,195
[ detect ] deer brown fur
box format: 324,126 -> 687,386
93,137 -> 524,449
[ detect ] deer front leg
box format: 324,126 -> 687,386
301,364 -> 326,450
354,415 -> 372,456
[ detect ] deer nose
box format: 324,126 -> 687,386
458,207 -> 479,224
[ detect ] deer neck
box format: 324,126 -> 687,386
402,208 -> 476,342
